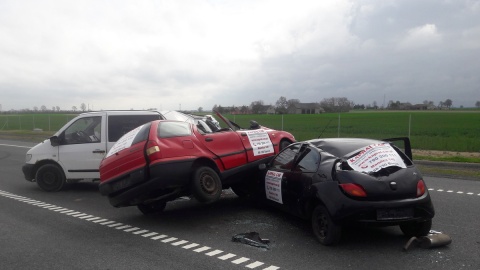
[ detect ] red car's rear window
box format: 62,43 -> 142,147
158,122 -> 192,138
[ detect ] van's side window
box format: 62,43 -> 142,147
63,116 -> 102,145
108,115 -> 161,142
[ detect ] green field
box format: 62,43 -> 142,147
1,111 -> 479,152
223,111 -> 480,152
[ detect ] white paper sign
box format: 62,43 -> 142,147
106,124 -> 144,158
245,129 -> 274,156
265,170 -> 283,204
347,143 -> 407,173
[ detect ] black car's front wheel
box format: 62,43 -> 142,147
400,219 -> 432,237
191,166 -> 222,203
311,205 -> 342,246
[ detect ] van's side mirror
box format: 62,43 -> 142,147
50,136 -> 60,147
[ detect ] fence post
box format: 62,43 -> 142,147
408,114 -> 411,138
337,114 -> 341,138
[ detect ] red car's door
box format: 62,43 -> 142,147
238,129 -> 275,162
199,130 -> 247,170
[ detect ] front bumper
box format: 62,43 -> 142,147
22,164 -> 35,181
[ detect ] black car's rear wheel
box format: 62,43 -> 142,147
311,205 -> 342,246
400,219 -> 432,237
137,200 -> 167,215
191,166 -> 222,203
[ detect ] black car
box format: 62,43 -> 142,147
254,137 -> 435,245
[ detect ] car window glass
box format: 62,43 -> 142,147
108,114 -> 161,142
272,144 -> 300,170
196,120 -> 213,134
295,149 -> 320,172
131,123 -> 152,145
63,116 -> 101,145
158,122 -> 192,138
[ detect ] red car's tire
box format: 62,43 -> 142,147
137,200 -> 167,215
279,139 -> 292,150
191,166 -> 222,203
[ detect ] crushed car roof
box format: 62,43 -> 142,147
306,138 -> 386,158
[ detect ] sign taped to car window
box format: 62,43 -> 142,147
265,170 -> 283,204
106,124 -> 144,158
245,129 -> 274,156
347,143 -> 406,173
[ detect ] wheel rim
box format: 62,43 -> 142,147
314,212 -> 328,239
200,173 -> 217,194
43,172 -> 57,185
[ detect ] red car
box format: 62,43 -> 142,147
99,111 -> 295,214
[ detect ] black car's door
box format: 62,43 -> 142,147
265,143 -> 320,215
282,145 -> 320,214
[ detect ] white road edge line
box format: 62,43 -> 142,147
0,190 -> 281,270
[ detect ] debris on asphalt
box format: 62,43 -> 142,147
403,230 -> 452,251
232,232 -> 270,249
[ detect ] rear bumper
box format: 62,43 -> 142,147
99,159 -> 194,207
316,182 -> 435,225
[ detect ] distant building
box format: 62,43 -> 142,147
288,103 -> 324,114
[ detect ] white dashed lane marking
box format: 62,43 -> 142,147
0,190 -> 278,269
429,188 -> 480,196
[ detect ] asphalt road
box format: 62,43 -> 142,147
1,139 -> 479,270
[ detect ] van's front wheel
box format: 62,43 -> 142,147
35,164 -> 66,192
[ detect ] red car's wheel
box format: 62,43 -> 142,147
191,166 -> 222,203
137,200 -> 167,215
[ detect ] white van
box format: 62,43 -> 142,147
22,111 -> 164,191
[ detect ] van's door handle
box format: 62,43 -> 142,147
205,137 -> 213,142
93,150 -> 106,154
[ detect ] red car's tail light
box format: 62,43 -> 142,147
339,183 -> 367,197
146,145 -> 160,155
417,179 -> 426,197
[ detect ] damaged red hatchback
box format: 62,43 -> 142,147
99,111 -> 295,214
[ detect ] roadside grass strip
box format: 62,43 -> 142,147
0,190 -> 280,270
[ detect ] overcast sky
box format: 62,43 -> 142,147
1,0 -> 479,111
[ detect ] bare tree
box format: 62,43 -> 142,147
80,103 -> 87,112
444,99 -> 453,108
275,96 -> 288,114
250,100 -> 264,114
72,106 -> 77,112
476,101 -> 480,108
320,97 -> 353,112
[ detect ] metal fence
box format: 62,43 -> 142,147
0,114 -> 77,132
1,112 -> 479,152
